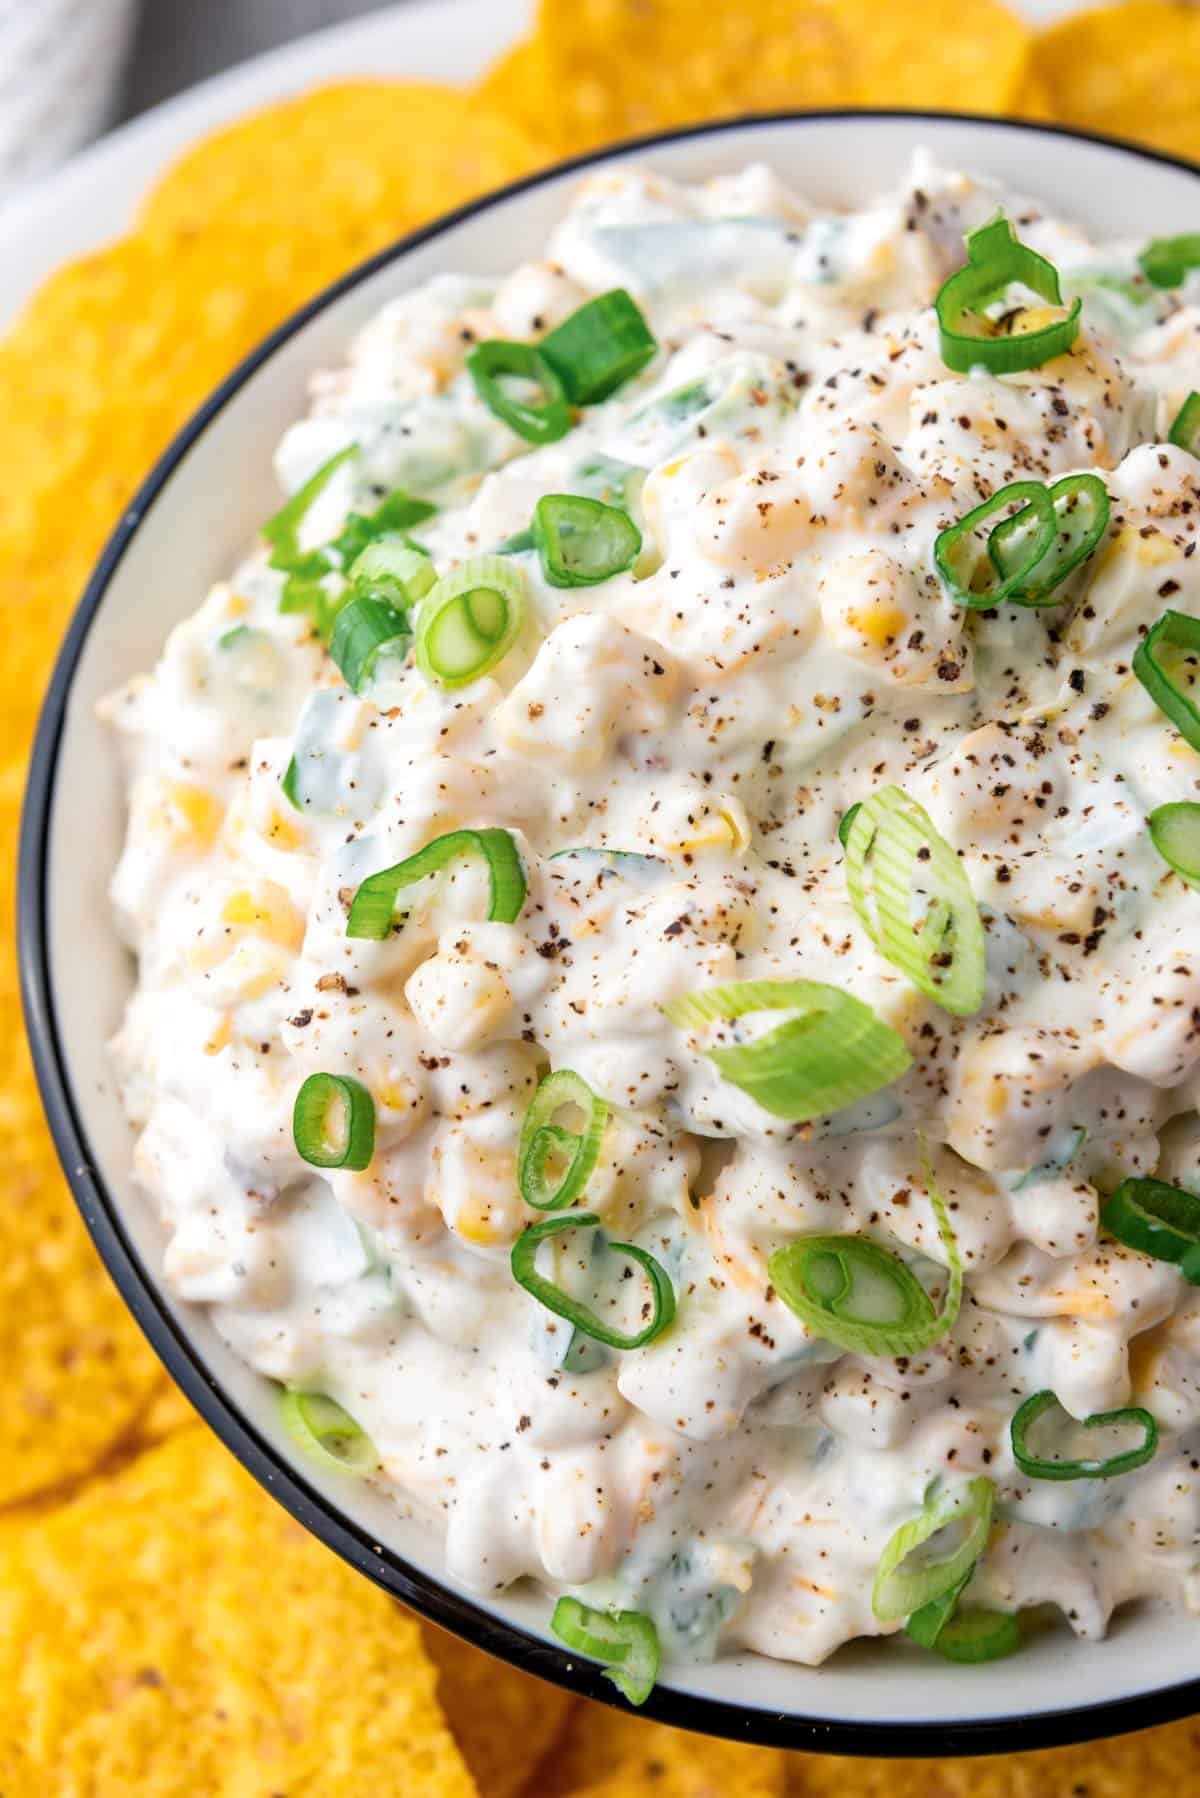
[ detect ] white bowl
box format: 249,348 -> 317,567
20,110 -> 1200,1754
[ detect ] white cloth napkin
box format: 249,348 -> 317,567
0,0 -> 140,196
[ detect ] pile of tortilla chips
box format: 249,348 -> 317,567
2,2 -> 1200,1789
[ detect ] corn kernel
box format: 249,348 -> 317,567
144,778 -> 221,849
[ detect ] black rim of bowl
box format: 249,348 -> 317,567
18,106 -> 1200,1757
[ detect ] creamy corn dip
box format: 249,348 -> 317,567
103,154 -> 1200,1686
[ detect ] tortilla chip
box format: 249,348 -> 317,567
539,1697 -> 787,1798
0,1427 -> 479,1796
484,0 -> 1031,156
420,1620 -> 575,1797
1033,2 -> 1200,164
787,1718 -> 1200,1796
0,1012 -> 163,1511
1011,68 -> 1057,122
139,81 -> 545,245
126,1374 -> 197,1448
476,37 -> 559,139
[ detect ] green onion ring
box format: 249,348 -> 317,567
1101,1176 -> 1200,1282
280,1389 -> 375,1472
844,785 -> 985,1017
1010,1389 -> 1158,1481
662,979 -> 912,1122
550,1596 -> 660,1706
770,1138 -> 962,1358
510,1212 -> 675,1350
935,480 -> 1057,609
872,1477 -> 995,1624
329,594 -> 410,692
346,827 -> 526,941
466,339 -> 572,444
349,536 -> 435,603
988,472 -> 1110,606
532,493 -> 642,588
1133,609 -> 1200,752
936,213 -> 1081,375
293,1073 -> 376,1171
415,554 -> 526,690
1148,801 -> 1200,888
519,1070 -> 609,1211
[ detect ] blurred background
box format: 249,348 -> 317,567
123,0 -> 390,114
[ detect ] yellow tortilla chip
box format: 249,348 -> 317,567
1034,2 -> 1200,164
540,1696 -> 787,1798
0,1427 -> 479,1796
0,1012 -> 163,1510
486,0 -> 1031,156
139,81 -> 545,244
1011,68 -> 1057,122
788,1718 -> 1200,1797
476,36 -> 559,139
126,1374 -> 197,1449
420,1619 -> 575,1797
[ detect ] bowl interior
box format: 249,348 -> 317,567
25,112 -> 1200,1750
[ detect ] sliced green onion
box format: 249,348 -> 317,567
662,979 -> 911,1123
550,1596 -> 659,1706
539,289 -> 657,405
844,786 -> 985,1017
263,445 -> 357,559
346,827 -> 526,941
936,213 -> 1081,374
906,1570 -> 971,1650
1133,609 -> 1200,752
264,447 -> 436,637
495,527 -> 536,556
1149,801 -> 1200,888
330,489 -> 436,568
519,1070 -> 608,1211
1168,392 -> 1200,459
1101,1176 -> 1200,1282
770,1140 -> 962,1358
293,1073 -> 376,1171
872,1477 -> 995,1624
935,481 -> 1057,609
1011,1389 -> 1158,1481
933,1607 -> 1022,1664
415,555 -> 526,689
349,535 -> 435,602
467,339 -> 571,444
988,473 -> 1109,606
510,1212 -> 675,1350
1139,234 -> 1200,289
329,595 -> 410,692
532,494 -> 642,588
837,803 -> 862,849
280,1389 -> 375,1473
281,755 -> 303,812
